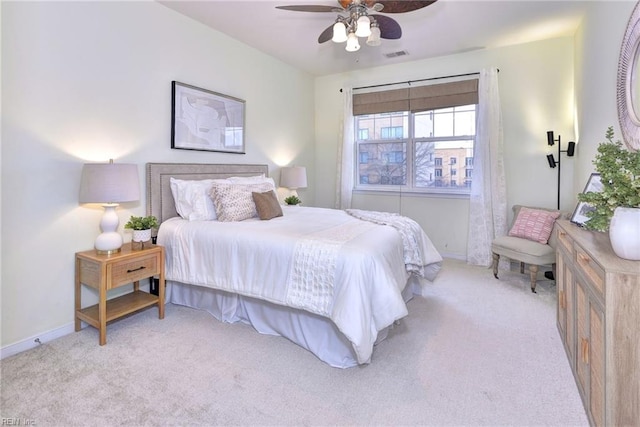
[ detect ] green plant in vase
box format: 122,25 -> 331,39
577,126 -> 640,259
284,195 -> 302,206
124,215 -> 158,247
124,215 -> 159,230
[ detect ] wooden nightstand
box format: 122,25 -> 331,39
75,244 -> 165,345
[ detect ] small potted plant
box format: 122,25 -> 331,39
577,126 -> 640,259
284,195 -> 302,206
124,215 -> 159,249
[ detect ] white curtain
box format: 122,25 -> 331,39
467,68 -> 507,266
335,87 -> 354,209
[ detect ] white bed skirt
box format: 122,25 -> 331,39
166,276 -> 424,368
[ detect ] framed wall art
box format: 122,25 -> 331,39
571,173 -> 603,227
171,81 -> 245,154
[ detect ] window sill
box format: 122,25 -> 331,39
353,187 -> 470,199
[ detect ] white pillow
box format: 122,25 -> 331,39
228,175 -> 275,187
170,178 -> 223,221
210,181 -> 276,222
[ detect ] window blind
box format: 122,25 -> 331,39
352,79 -> 479,115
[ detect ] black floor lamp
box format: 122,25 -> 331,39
546,131 -> 576,210
545,131 -> 575,281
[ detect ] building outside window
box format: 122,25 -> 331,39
381,126 -> 404,139
355,104 -> 476,194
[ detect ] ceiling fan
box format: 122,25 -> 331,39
275,1 -> 438,52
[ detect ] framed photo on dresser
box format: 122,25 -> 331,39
571,173 -> 602,227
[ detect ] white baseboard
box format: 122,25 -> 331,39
440,252 -> 467,261
1,322 -> 76,360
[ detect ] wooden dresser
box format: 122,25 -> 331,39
555,220 -> 640,427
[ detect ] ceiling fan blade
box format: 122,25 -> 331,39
370,1 -> 437,14
318,25 -> 334,44
372,15 -> 402,39
276,5 -> 339,13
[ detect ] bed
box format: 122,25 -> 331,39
147,163 -> 443,368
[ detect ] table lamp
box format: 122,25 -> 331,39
280,166 -> 307,197
79,159 -> 140,254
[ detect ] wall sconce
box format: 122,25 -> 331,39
79,159 -> 140,254
546,131 -> 576,209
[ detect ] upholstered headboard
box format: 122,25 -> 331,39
146,163 -> 269,223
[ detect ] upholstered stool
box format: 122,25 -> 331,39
491,235 -> 557,292
492,205 -> 563,293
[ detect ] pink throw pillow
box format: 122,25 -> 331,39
508,207 -> 561,244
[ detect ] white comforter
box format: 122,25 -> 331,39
157,206 -> 442,363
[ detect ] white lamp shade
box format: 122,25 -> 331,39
355,15 -> 371,37
79,162 -> 140,204
79,160 -> 140,254
367,25 -> 381,46
332,21 -> 348,43
345,32 -> 360,52
280,166 -> 308,189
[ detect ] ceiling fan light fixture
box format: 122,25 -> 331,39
366,25 -> 381,46
345,31 -> 360,52
355,15 -> 371,37
332,21 -> 348,43
276,1 -> 439,54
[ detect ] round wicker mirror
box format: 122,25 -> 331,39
617,1 -> 640,151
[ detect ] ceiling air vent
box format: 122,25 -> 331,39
384,50 -> 409,58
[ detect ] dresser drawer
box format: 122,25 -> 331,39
575,245 -> 605,300
556,225 -> 574,257
109,253 -> 159,289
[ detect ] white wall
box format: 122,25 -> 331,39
315,37 -> 576,258
1,1 -> 315,349
573,1 -> 637,195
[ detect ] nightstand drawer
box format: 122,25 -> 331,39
109,253 -> 159,289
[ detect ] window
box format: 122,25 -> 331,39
352,78 -> 478,194
381,126 -> 404,139
360,152 -> 369,164
384,151 -> 404,164
355,105 -> 477,193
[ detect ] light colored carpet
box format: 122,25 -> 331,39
1,259 -> 588,426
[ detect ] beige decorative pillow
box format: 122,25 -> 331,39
210,181 -> 275,222
252,191 -> 283,220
